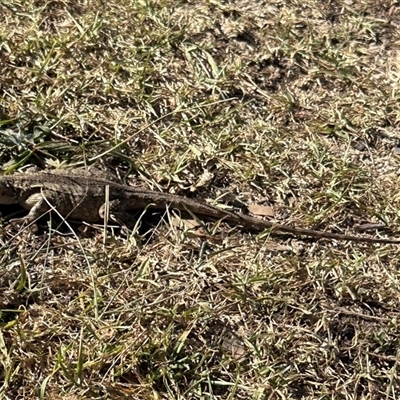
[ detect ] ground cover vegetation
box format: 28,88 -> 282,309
1,0 -> 400,398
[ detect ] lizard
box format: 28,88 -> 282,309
0,168 -> 398,244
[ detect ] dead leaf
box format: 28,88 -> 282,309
248,203 -> 274,217
171,216 -> 200,230
262,241 -> 292,252
190,171 -> 214,191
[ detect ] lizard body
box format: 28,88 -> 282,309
0,169 -> 398,244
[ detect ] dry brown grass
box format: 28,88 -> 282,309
1,0 -> 400,398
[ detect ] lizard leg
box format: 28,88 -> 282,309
10,193 -> 50,224
99,200 -> 135,226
